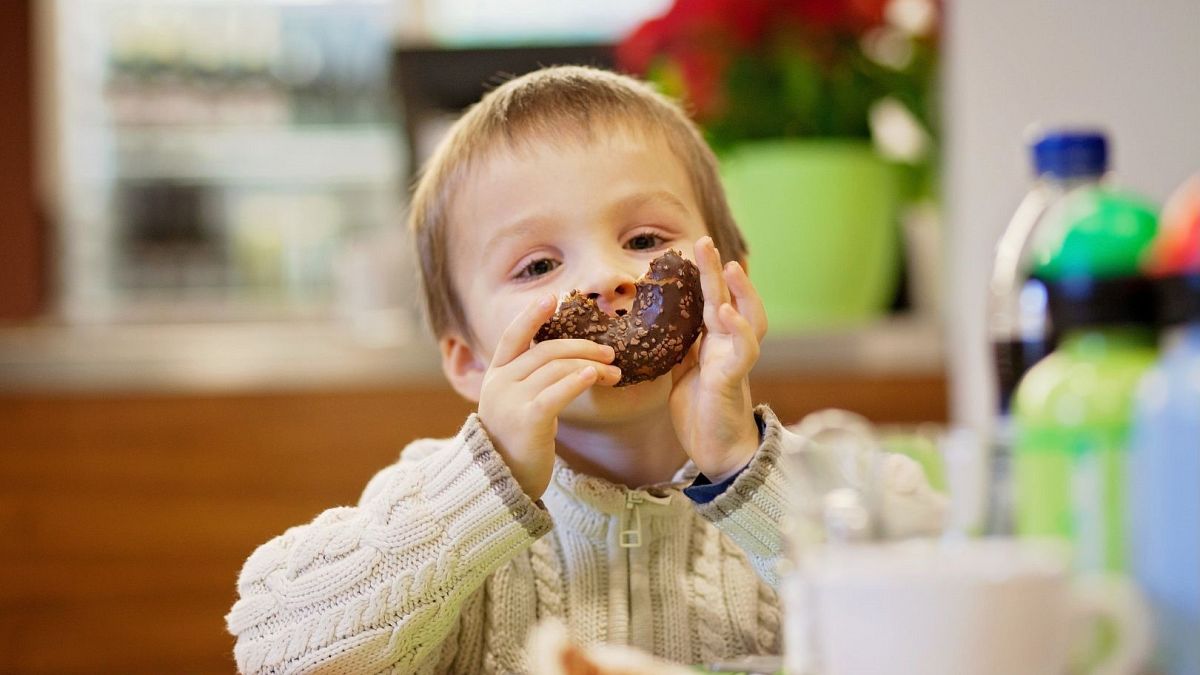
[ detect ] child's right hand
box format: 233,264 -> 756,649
477,293 -> 622,500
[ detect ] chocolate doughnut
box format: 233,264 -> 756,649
534,249 -> 704,386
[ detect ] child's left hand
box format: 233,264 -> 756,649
669,236 -> 767,482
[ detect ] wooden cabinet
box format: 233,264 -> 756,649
0,373 -> 943,673
0,386 -> 475,673
0,0 -> 44,320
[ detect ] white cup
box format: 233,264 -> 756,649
783,538 -> 1151,675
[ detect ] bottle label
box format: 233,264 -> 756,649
1070,451 -> 1105,572
1014,424 -> 1129,572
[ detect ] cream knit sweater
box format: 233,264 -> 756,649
227,406 -> 945,674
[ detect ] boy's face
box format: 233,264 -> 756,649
441,128 -> 711,424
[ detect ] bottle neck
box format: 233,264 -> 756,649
1036,172 -> 1105,191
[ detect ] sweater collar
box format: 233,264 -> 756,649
545,456 -> 699,517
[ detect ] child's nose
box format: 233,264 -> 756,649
584,277 -> 637,316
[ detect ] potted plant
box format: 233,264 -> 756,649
618,0 -> 940,329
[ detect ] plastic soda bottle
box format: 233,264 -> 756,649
1012,187 -> 1158,573
1129,174 -> 1200,675
987,130 -> 1109,534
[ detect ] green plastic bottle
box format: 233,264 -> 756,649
1012,188 -> 1159,572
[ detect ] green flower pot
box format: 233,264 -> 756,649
720,140 -> 900,331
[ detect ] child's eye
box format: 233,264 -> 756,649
515,258 -> 560,280
625,232 -> 665,251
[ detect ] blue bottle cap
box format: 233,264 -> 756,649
1031,130 -> 1109,179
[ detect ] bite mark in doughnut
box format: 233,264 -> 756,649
533,249 -> 704,386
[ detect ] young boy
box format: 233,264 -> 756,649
227,66 -> 945,674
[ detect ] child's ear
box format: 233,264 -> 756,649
440,332 -> 487,403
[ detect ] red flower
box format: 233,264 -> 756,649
617,0 -> 772,74
617,0 -> 939,147
618,0 -> 771,121
674,47 -> 727,120
777,0 -> 888,32
660,0 -> 771,45
617,16 -> 670,74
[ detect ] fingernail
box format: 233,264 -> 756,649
539,294 -> 556,309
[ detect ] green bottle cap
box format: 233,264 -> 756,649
1032,188 -> 1159,282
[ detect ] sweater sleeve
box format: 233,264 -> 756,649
692,405 -> 947,587
226,414 -> 552,674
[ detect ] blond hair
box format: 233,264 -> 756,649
408,65 -> 748,342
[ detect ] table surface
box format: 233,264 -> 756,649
0,315 -> 943,394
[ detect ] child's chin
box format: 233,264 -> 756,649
559,375 -> 672,425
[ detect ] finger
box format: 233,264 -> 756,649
723,261 -> 767,342
491,292 -> 559,367
526,358 -> 623,390
529,366 -> 601,419
695,237 -> 732,333
506,339 -> 615,381
719,302 -> 760,377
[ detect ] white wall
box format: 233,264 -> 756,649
944,0 -> 1200,429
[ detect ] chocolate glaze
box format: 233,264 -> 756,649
534,249 -> 705,386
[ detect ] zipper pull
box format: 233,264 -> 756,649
619,492 -> 672,548
620,492 -> 643,548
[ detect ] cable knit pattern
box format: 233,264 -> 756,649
228,405 -> 945,673
228,414 -> 551,674
690,512 -> 729,665
755,577 -> 782,654
529,536 -> 565,622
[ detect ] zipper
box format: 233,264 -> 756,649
619,490 -> 672,548
619,490 -> 673,652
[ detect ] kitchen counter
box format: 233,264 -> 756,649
0,315 -> 944,394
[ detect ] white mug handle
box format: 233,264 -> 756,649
1070,574 -> 1152,675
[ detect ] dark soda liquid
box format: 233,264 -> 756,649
993,338 -> 1053,413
